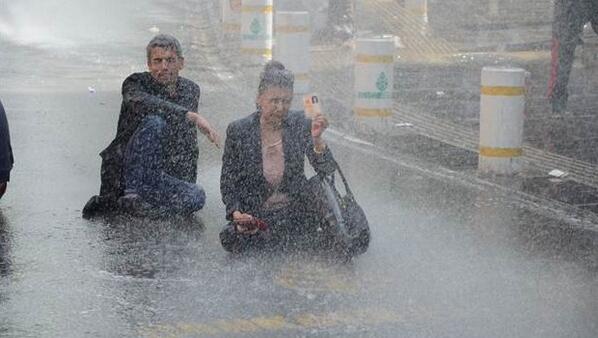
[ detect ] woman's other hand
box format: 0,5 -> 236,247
232,211 -> 259,235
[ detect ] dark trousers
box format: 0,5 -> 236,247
548,0 -> 597,113
123,116 -> 205,215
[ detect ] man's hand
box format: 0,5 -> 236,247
187,111 -> 220,148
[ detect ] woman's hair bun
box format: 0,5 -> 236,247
263,60 -> 286,73
258,61 -> 294,95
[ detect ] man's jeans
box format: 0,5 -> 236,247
123,116 -> 205,215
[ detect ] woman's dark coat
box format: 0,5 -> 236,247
220,110 -> 335,220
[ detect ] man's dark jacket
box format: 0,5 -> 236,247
0,100 -> 13,183
220,110 -> 335,220
99,72 -> 200,200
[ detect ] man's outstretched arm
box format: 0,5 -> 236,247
122,74 -> 220,147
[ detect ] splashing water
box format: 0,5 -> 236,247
0,0 -> 140,49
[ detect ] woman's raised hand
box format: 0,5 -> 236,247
311,114 -> 329,139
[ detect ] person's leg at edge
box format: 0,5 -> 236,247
548,0 -> 587,113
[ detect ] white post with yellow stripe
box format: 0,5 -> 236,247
240,0 -> 273,64
353,37 -> 395,132
479,67 -> 527,175
274,11 -> 310,96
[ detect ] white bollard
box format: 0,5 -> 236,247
221,0 -> 241,34
275,11 -> 311,96
479,67 -> 527,175
353,37 -> 395,133
240,0 -> 273,64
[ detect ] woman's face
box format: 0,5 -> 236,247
257,86 -> 293,128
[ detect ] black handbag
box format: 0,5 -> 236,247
316,160 -> 370,256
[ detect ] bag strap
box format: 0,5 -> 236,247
321,157 -> 355,201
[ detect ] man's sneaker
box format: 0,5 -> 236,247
82,195 -> 108,219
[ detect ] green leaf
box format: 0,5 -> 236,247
376,72 -> 389,92
250,18 -> 261,35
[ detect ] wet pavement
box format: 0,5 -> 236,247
1,0 -> 598,337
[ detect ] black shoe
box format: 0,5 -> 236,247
82,195 -> 108,219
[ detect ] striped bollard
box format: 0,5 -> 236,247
241,0 -> 273,64
354,37 -> 395,133
221,0 -> 241,35
275,11 -> 311,100
479,67 -> 527,175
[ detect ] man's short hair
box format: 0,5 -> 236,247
146,34 -> 184,61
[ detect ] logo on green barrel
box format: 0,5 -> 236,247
357,72 -> 391,99
250,18 -> 261,35
376,72 -> 388,92
243,18 -> 270,40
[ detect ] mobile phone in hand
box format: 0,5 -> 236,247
303,94 -> 322,118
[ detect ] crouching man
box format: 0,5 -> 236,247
83,34 -> 219,219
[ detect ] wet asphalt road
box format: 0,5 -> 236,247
1,0 -> 597,337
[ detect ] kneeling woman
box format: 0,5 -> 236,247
219,62 -> 336,253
